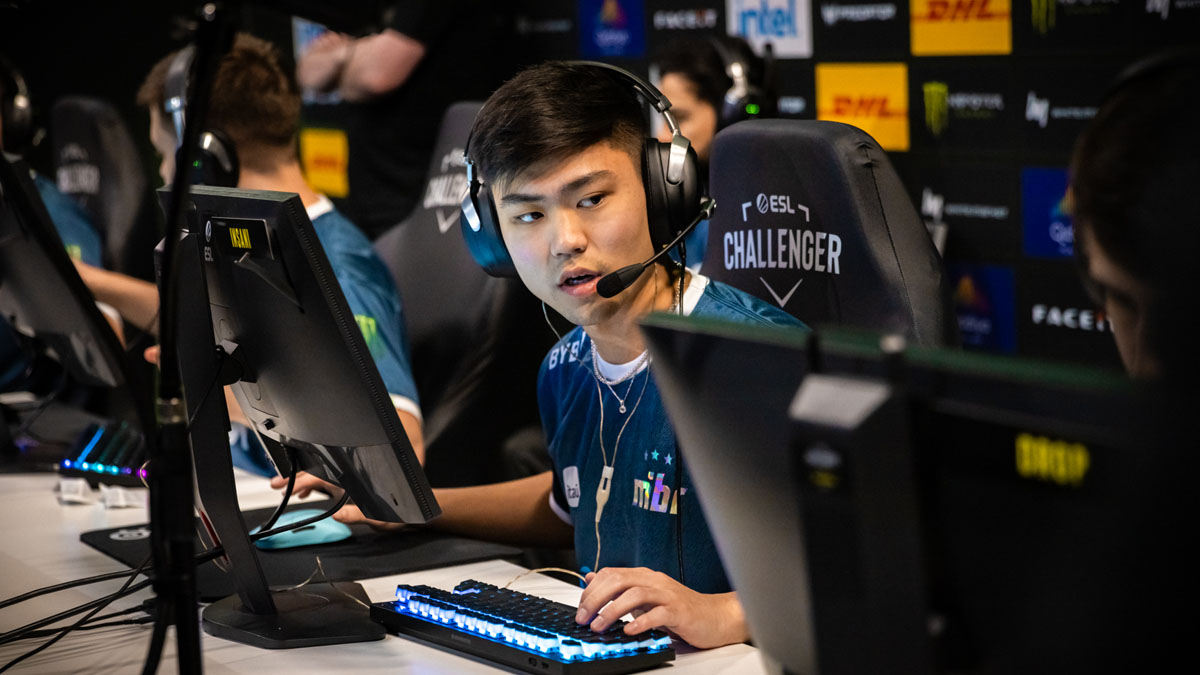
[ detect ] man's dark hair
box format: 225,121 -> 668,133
1071,52 -> 1200,280
137,33 -> 300,172
469,61 -> 648,192
653,35 -> 767,116
1070,50 -> 1200,380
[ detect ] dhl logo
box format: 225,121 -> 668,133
229,227 -> 252,250
1014,432 -> 1090,487
815,62 -> 909,151
911,0 -> 1011,55
917,0 -> 1006,20
830,95 -> 905,118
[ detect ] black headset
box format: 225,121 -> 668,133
459,61 -> 713,296
0,54 -> 33,153
164,45 -> 239,188
708,37 -> 774,130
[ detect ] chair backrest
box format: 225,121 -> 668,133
374,102 -> 555,486
703,119 -> 956,346
50,96 -> 154,278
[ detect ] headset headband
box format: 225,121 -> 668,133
463,61 -> 691,188
164,45 -> 195,147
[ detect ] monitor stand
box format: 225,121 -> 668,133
174,230 -> 383,649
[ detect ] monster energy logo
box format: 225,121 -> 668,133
923,82 -> 949,136
1032,0 -> 1055,34
354,314 -> 378,351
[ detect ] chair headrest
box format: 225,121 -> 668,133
50,96 -> 148,267
702,119 -> 956,346
375,101 -> 490,349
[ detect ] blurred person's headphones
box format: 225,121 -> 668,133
164,45 -> 239,188
0,54 -> 33,153
708,36 -> 775,129
459,61 -> 712,295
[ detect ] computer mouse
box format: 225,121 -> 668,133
252,509 -> 352,550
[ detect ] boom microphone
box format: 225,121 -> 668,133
596,198 -> 715,298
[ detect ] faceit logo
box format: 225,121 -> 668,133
922,81 -> 1004,136
423,148 -> 468,233
820,2 -> 898,26
727,0 -> 813,58
723,193 -> 841,308
1031,304 -> 1112,333
911,0 -> 1011,55
1025,91 -> 1097,129
652,8 -> 718,30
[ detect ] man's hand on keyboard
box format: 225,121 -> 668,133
269,471 -> 406,531
575,567 -> 748,650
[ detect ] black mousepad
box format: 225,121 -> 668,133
80,499 -> 522,602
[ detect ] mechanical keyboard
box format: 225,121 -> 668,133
370,579 -> 675,675
58,421 -> 147,487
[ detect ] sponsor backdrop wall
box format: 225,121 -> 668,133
514,0 -> 1198,370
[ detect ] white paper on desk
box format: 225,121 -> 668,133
100,484 -> 144,509
56,477 -> 96,505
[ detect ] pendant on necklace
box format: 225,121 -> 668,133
619,403 -> 627,414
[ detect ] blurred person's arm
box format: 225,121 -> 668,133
296,29 -> 425,103
75,261 -> 160,335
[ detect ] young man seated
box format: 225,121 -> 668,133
74,34 -> 424,470
284,61 -> 805,648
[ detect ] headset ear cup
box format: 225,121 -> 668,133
643,139 -> 702,251
177,129 -> 239,187
459,180 -> 517,277
642,139 -> 673,251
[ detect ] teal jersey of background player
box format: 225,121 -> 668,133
543,275 -> 804,593
229,197 -> 420,476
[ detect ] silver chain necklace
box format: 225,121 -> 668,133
589,275 -> 680,413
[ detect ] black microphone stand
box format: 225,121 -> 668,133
147,3 -> 234,674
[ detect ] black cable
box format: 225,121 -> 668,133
16,616 -> 154,640
186,353 -> 226,429
0,555 -> 151,611
139,597 -> 169,675
0,574 -> 152,647
0,558 -> 151,673
254,447 -> 297,533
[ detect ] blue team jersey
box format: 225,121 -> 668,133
34,174 -> 102,266
230,200 -> 420,476
1,175 -> 103,390
543,276 -> 804,593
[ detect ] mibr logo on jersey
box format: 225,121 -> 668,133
922,81 -> 1004,136
911,0 -> 1011,55
723,193 -> 842,308
816,62 -> 909,151
727,0 -> 813,58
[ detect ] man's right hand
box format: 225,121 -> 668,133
269,471 -> 405,531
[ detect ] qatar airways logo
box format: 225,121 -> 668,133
724,193 -> 841,308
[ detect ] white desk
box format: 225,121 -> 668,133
0,472 -> 766,674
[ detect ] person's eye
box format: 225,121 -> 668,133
514,211 -> 543,224
578,194 -> 605,208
